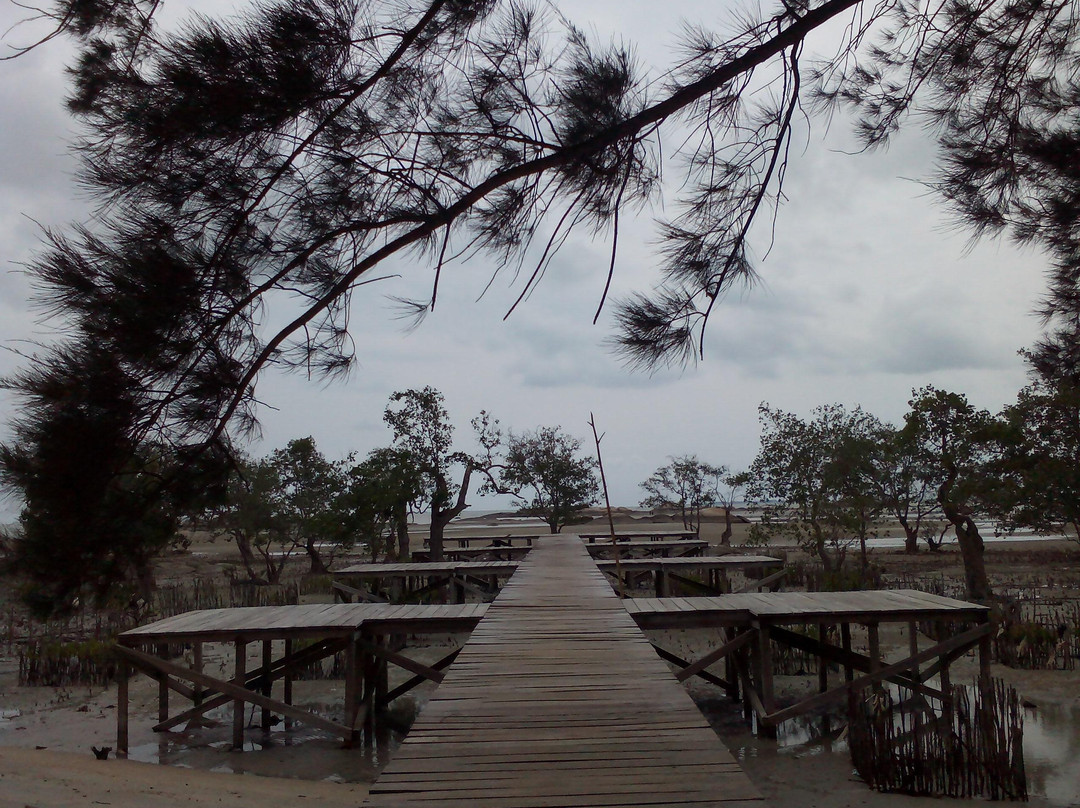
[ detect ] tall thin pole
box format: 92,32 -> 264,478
589,413 -> 623,598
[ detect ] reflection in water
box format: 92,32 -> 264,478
1023,702 -> 1080,806
125,703 -> 405,783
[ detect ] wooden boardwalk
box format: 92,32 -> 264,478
365,535 -> 764,808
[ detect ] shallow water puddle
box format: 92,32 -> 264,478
1023,702 -> 1080,806
124,717 -> 402,783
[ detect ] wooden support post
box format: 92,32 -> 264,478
908,621 -> 920,682
233,640 -> 247,750
283,639 -> 293,731
867,622 -> 880,672
724,628 -> 740,701
261,641 -> 272,731
362,634 -> 378,738
978,616 -> 992,685
155,644 -> 169,725
818,624 -> 830,694
756,622 -> 776,738
940,658 -> 954,725
377,636 -> 389,708
117,659 -> 130,758
654,569 -> 667,598
344,633 -> 361,743
157,672 -> 169,724
841,622 -> 855,716
193,643 -> 203,709
864,620 -> 883,731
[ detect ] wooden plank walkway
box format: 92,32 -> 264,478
365,535 -> 764,808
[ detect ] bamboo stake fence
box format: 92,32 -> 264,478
849,678 -> 1026,800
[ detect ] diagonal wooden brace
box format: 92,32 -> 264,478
676,629 -> 756,683
381,647 -> 463,706
650,644 -> 735,693
760,622 -> 991,726
357,638 -> 446,684
117,643 -> 356,738
148,637 -> 348,731
734,568 -> 787,593
766,625 -> 944,701
332,580 -> 388,603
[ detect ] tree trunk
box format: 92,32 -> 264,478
305,541 -> 329,575
720,507 -> 733,546
395,508 -> 410,561
949,511 -> 990,602
133,555 -> 157,606
232,531 -> 269,584
938,476 -> 991,603
428,464 -> 473,562
898,515 -> 919,554
811,522 -> 838,573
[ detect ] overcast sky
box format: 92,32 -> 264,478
0,0 -> 1048,519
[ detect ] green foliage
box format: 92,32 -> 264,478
0,351 -> 230,615
344,447 -> 424,561
19,639 -> 119,687
871,425 -> 940,553
207,454 -> 293,583
269,437 -> 352,574
205,436 -> 354,579
385,387 -> 462,515
995,379 -> 1080,544
10,0 -> 1080,611
497,426 -> 598,533
639,455 -> 725,531
384,387 -> 482,558
900,386 -> 1001,601
744,403 -> 885,571
994,621 -> 1059,670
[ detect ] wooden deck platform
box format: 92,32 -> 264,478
578,529 -> 699,542
436,534 -> 540,548
115,603 -> 488,754
585,538 -> 709,559
334,561 -> 519,603
596,555 -> 785,597
623,590 -> 988,628
365,535 -> 765,807
624,590 -> 991,732
414,544 -> 534,562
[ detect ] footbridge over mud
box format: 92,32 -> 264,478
363,535 -> 766,807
